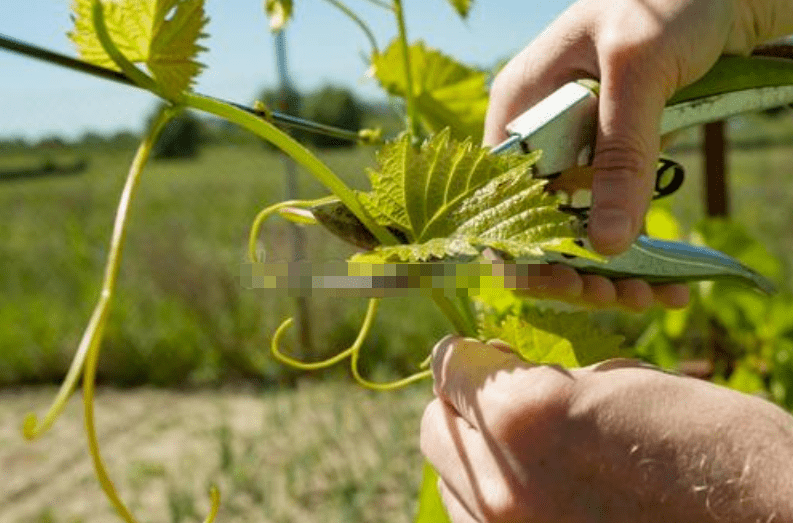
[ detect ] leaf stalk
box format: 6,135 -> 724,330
391,0 -> 419,135
185,92 -> 399,246
90,0 -> 161,96
321,0 -> 380,55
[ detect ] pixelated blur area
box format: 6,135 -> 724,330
241,261 -> 555,297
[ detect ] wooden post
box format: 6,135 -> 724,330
273,30 -> 314,359
703,120 -> 729,217
702,120 -> 732,377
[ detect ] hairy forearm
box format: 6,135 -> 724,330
567,368 -> 793,522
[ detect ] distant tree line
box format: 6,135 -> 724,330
0,84 -> 403,158
258,84 -> 365,148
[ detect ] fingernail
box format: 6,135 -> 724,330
589,208 -> 632,253
485,339 -> 514,354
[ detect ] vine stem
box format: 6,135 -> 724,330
321,0 -> 380,55
22,110 -> 180,441
95,0 -> 395,251
184,92 -> 398,247
432,295 -> 477,337
392,0 -> 419,135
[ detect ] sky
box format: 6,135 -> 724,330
0,0 -> 574,140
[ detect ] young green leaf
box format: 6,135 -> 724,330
314,131 -> 584,262
371,40 -> 489,142
446,0 -> 472,18
364,133 -> 580,261
414,461 -> 452,523
479,308 -> 626,367
69,0 -> 208,99
264,0 -> 293,31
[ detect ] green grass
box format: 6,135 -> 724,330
0,142 -> 450,386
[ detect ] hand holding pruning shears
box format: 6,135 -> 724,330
485,0 -> 793,311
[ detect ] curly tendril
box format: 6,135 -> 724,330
271,316 -> 359,370
271,299 -> 432,389
248,196 -> 337,263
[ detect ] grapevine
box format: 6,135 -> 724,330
7,0 -> 791,521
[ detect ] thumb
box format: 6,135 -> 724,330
588,69 -> 666,255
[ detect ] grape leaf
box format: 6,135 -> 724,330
371,40 -> 489,142
414,461 -> 451,523
314,131 -> 586,262
479,308 -> 625,367
359,130 -> 533,241
69,0 -> 208,98
265,0 -> 293,31
446,0 -> 472,18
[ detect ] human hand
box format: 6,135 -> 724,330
420,336 -> 793,523
494,261 -> 690,312
484,0 -> 793,309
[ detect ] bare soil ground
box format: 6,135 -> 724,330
0,382 -> 430,523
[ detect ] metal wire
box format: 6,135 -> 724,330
0,33 -> 368,143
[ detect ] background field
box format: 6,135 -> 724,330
3,111 -> 793,522
1,382 -> 430,523
0,138 -> 451,388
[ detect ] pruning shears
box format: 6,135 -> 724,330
291,59 -> 790,296
491,76 -> 789,294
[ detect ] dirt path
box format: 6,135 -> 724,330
0,383 -> 429,523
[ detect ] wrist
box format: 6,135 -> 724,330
566,366 -> 793,522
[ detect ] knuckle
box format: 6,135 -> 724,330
490,66 -> 513,93
593,135 -> 652,177
598,15 -> 665,66
482,485 -> 526,523
489,64 -> 524,105
483,365 -> 573,445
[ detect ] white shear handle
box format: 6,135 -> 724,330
495,80 -> 793,177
